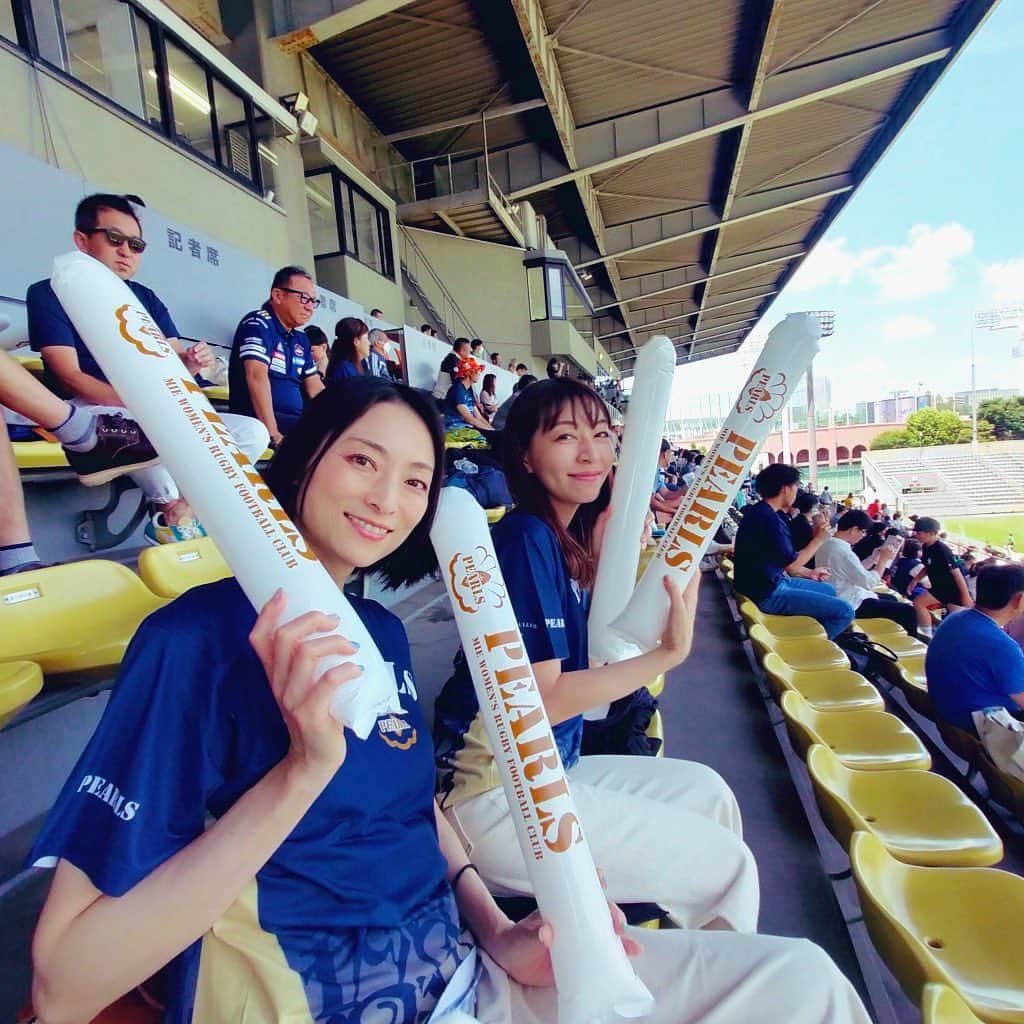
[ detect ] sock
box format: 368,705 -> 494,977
0,542 -> 40,572
919,624 -> 934,638
51,406 -> 98,451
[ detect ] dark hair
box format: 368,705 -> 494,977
264,379 -> 444,589
513,373 -> 537,394
453,337 -> 470,354
304,324 -> 328,348
482,373 -> 496,395
503,378 -> 612,589
75,193 -> 141,234
659,438 -> 671,454
516,363 -> 528,373
471,339 -> 484,351
914,516 -> 941,534
838,509 -> 872,532
327,317 -> 369,377
546,357 -> 564,379
793,491 -> 818,516
370,308 -> 383,318
272,265 -> 312,291
976,564 -> 1024,611
902,538 -> 921,559
420,323 -> 432,333
755,463 -> 800,498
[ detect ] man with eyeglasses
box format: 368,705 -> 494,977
227,266 -> 325,447
26,193 -> 270,545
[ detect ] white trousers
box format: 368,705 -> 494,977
446,755 -> 760,933
71,401 -> 269,504
470,927 -> 872,1024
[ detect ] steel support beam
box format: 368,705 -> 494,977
501,30 -> 949,199
574,176 -> 851,269
272,0 -> 417,52
382,100 -> 548,143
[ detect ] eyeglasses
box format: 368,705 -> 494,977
277,287 -> 321,308
82,227 -> 147,253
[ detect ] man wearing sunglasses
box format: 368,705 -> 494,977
227,266 -> 325,447
26,193 -> 270,544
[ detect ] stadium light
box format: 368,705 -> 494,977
969,305 -> 1023,445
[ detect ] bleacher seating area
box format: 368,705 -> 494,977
862,441 -> 1024,518
719,554 -> 1024,1022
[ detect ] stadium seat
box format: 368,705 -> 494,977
976,747 -> 1024,822
877,633 -> 928,657
12,439 -> 68,471
201,384 -> 229,402
922,984 -> 985,1024
761,653 -> 883,711
739,599 -> 826,638
936,720 -> 986,771
485,506 -> 507,525
850,831 -> 1024,1022
747,624 -> 849,671
887,654 -> 935,719
806,744 -> 1002,867
647,708 -> 664,759
0,661 -> 44,728
138,537 -> 231,599
854,618 -> 907,637
645,673 -> 664,698
780,691 -> 931,771
14,352 -> 43,373
0,561 -> 166,676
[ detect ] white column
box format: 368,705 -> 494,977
807,359 -> 818,489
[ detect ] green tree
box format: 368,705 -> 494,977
870,428 -> 910,450
903,407 -> 970,446
977,397 -> 1024,440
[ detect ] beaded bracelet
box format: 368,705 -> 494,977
451,862 -> 480,892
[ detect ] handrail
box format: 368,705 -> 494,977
399,225 -> 482,340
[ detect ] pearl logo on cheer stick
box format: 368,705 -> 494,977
50,251 -> 401,739
432,487 -> 654,1024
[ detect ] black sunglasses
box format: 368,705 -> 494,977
277,286 -> 321,308
83,227 -> 147,253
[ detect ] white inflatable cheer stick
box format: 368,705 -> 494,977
588,334 -> 675,665
51,251 -> 400,739
431,488 -> 654,1024
611,312 -> 822,652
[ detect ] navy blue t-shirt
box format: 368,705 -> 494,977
327,359 -> 365,383
27,277 -> 178,397
228,303 -> 318,421
434,511 -> 587,809
444,381 -> 477,430
30,579 -> 467,1022
734,499 -> 796,603
926,608 -> 1024,733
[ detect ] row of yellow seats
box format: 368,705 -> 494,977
734,587 -> 1023,1022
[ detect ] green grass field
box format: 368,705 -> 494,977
941,514 -> 1024,548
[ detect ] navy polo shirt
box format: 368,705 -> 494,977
443,381 -> 477,430
926,608 -> 1024,733
27,277 -> 178,397
434,511 -> 587,809
30,579 -> 466,1022
228,303 -> 318,421
734,500 -> 797,603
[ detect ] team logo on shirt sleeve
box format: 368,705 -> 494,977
448,546 -> 506,614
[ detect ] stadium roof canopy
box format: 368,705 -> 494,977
275,0 -> 999,374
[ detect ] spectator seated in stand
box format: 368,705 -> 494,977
651,438 -> 684,517
926,563 -> 1024,735
228,265 -> 323,455
489,351 -> 501,367
816,510 -> 919,636
492,374 -> 536,430
30,192 -> 268,545
733,463 -> 855,640
515,362 -> 528,376
432,337 -> 469,405
478,372 -> 499,422
304,324 -> 329,379
443,357 -> 494,447
1,350 -> 158,574
470,338 -> 487,362
546,356 -> 567,379
852,520 -> 886,568
887,538 -> 932,631
365,328 -> 393,379
913,516 -> 973,636
787,491 -> 819,568
326,317 -> 370,383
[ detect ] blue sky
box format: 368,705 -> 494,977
668,0 -> 1024,419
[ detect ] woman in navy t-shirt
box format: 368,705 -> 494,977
435,378 -> 760,933
326,315 -> 370,382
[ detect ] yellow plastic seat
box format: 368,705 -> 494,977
806,744 -> 1002,867
138,538 -> 232,599
937,719 -> 986,770
646,709 -> 664,759
884,633 -> 928,657
645,673 -> 664,698
0,661 -> 44,728
739,599 -> 826,638
780,691 -> 931,771
748,624 -> 848,672
485,506 -> 507,525
854,618 -> 907,637
12,439 -> 69,471
888,654 -> 935,719
851,831 -> 1024,1022
761,653 -> 883,711
15,352 -> 44,372
637,545 -> 657,581
0,561 -> 166,676
976,748 -> 1024,822
201,384 -> 229,402
922,984 -> 986,1024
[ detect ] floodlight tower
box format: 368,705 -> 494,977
972,306 -> 1024,445
805,310 -> 836,491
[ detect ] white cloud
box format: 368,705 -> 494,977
882,315 -> 935,341
786,238 -> 862,293
864,223 -> 974,301
981,257 -> 1024,306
